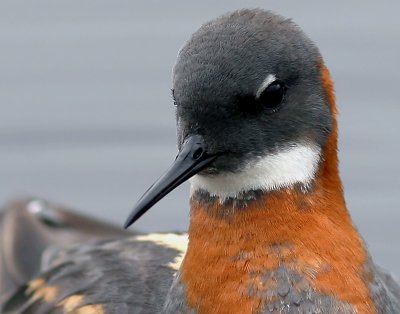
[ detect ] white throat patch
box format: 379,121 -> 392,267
189,143 -> 321,200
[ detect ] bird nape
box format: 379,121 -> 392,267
2,8 -> 400,314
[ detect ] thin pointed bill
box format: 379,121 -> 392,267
124,135 -> 217,228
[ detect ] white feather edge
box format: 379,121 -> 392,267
189,143 -> 321,201
135,233 -> 188,271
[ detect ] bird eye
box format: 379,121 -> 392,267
258,80 -> 285,111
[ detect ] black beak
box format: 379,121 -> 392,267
124,135 -> 217,228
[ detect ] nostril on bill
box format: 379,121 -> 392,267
192,147 -> 204,160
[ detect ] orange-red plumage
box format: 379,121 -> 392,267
181,64 -> 375,314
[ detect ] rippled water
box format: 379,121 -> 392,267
0,1 -> 399,273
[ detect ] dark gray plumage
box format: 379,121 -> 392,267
3,237 -> 180,314
0,198 -> 130,304
0,199 -> 184,314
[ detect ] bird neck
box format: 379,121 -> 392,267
178,64 -> 374,313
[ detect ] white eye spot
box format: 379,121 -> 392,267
256,74 -> 277,99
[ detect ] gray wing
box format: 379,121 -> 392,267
2,236 -> 183,314
371,265 -> 400,313
0,197 -> 132,303
0,198 -> 185,313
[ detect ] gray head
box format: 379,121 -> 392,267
173,9 -> 331,172
125,9 -> 334,226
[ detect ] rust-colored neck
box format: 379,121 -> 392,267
180,65 -> 374,313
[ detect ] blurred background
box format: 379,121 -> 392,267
0,1 -> 399,273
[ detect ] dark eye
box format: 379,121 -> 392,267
258,80 -> 285,111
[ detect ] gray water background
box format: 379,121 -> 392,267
0,1 -> 399,274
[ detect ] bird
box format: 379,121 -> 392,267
1,8 -> 400,314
